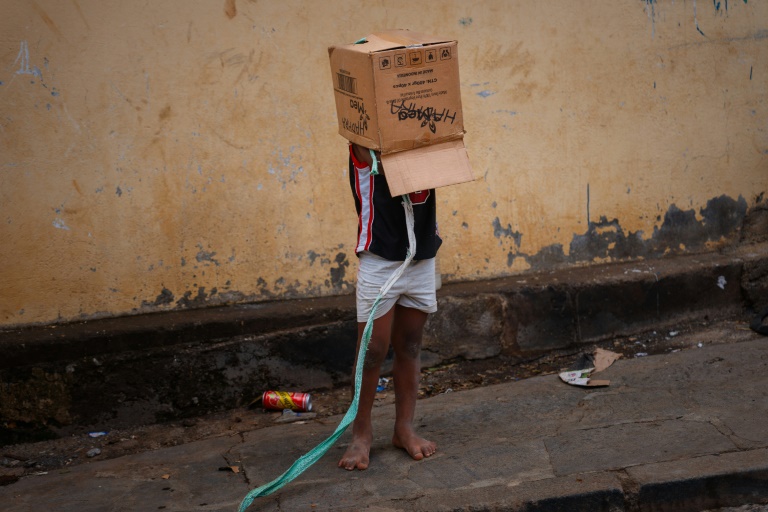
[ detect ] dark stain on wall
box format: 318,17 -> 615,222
330,252 -> 349,290
493,217 -> 522,248
522,194 -> 749,269
195,245 -> 220,266
137,248 -> 357,316
141,287 -> 175,308
176,287 -> 213,308
223,0 -> 237,19
121,194 -> 755,320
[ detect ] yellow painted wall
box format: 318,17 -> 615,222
1,1 -> 766,327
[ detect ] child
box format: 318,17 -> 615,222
338,142 -> 441,471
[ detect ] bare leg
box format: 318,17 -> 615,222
390,305 -> 437,460
338,307 -> 394,471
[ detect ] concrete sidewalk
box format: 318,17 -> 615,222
2,329 -> 767,511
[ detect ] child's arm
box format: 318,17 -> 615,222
351,143 -> 383,174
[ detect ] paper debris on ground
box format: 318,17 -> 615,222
559,348 -> 622,387
593,348 -> 621,372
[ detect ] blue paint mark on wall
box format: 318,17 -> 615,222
694,0 -> 706,36
459,17 -> 472,26
53,218 -> 70,230
15,41 -> 42,78
268,147 -> 306,189
477,90 -> 495,98
645,0 -> 657,37
648,0 -> 724,39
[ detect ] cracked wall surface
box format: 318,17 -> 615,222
0,1 -> 766,328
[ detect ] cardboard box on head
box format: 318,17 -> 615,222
328,29 -> 475,197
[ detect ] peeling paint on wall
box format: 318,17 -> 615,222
268,147 -> 306,189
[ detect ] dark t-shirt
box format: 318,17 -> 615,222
348,146 -> 442,261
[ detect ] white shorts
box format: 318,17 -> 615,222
356,251 -> 438,322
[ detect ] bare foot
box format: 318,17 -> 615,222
392,430 -> 437,461
338,434 -> 372,471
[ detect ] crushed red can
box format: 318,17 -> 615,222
262,391 -> 313,412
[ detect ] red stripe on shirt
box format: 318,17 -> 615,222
351,145 -> 374,253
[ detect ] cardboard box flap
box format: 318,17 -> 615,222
365,30 -> 452,51
342,30 -> 454,54
380,139 -> 475,197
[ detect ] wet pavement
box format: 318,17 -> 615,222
2,325 -> 767,511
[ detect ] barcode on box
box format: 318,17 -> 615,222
337,73 -> 357,94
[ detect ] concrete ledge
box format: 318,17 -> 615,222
1,243 -> 767,440
626,448 -> 768,512
0,295 -> 356,369
408,472 -> 626,512
403,453 -> 768,512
